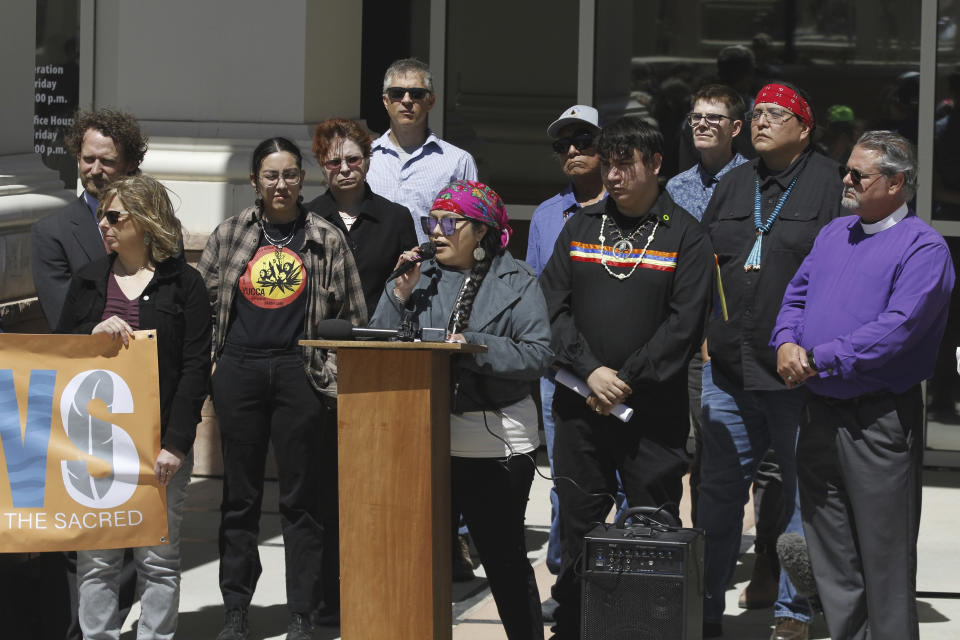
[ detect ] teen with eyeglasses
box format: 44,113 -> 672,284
366,58 -> 478,245
197,137 -> 366,640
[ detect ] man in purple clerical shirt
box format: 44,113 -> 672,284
772,131 -> 954,640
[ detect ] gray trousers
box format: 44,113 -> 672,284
798,388 -> 923,640
78,453 -> 194,640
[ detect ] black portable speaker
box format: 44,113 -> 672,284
580,507 -> 704,640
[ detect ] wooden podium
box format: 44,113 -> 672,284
302,340 -> 486,639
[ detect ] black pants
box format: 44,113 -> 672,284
798,388 -> 923,640
452,454 -> 543,640
551,385 -> 689,639
752,449 -> 784,560
212,347 -> 327,615
318,400 -> 340,611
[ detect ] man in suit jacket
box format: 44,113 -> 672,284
28,109 -> 147,640
32,108 -> 148,330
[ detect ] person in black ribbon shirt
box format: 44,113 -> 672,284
539,117 -> 713,640
698,82 -> 843,640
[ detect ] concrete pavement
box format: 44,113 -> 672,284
119,458 -> 960,639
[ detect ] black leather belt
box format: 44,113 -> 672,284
815,385 -> 919,408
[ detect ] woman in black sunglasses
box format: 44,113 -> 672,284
56,174 -> 211,640
371,180 -> 553,640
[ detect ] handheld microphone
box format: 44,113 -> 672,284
387,242 -> 436,281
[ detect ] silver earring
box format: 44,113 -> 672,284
473,244 -> 486,261
143,233 -> 153,246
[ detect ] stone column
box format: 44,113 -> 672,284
92,0 -> 364,241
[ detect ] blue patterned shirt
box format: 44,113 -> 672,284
665,153 -> 747,221
367,130 -> 478,244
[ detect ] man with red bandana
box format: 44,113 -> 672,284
698,83 -> 843,640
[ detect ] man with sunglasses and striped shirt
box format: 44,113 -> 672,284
367,57 -> 477,244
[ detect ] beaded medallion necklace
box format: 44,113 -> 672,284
743,174 -> 799,271
598,214 -> 659,280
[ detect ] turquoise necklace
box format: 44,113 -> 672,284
743,175 -> 799,271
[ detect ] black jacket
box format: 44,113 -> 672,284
56,254 -> 212,454
702,149 -> 843,390
541,192 -> 714,416
305,185 -> 418,317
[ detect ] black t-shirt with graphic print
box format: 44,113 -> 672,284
224,215 -> 308,349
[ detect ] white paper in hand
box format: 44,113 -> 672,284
554,369 -> 634,422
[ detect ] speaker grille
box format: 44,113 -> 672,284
582,572 -> 684,640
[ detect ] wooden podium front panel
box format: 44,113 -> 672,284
336,347 -> 452,639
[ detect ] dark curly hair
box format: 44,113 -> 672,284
66,109 -> 148,170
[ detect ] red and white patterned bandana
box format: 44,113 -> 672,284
754,84 -> 814,128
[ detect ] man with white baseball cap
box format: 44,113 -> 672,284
526,104 -> 606,622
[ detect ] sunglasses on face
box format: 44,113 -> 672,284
420,215 -> 465,236
99,209 -> 128,225
687,112 -> 731,127
385,86 -> 431,101
838,165 -> 883,185
324,155 -> 364,171
552,132 -> 596,154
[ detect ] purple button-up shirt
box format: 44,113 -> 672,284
771,209 -> 955,398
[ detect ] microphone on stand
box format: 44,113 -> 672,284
387,242 -> 436,281
314,319 -> 446,343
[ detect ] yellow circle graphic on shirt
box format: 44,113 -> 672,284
238,245 -> 306,309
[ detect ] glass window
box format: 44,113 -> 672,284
927,0 -> 960,452
443,0 -> 579,204
595,0 -> 922,182
34,0 -> 80,188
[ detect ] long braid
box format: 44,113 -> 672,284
450,227 -> 501,333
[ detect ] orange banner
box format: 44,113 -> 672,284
0,332 -> 167,552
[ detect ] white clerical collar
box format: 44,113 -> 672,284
860,203 -> 908,235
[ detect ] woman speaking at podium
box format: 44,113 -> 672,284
371,180 -> 553,639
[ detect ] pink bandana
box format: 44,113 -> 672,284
754,84 -> 814,128
431,180 -> 513,248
